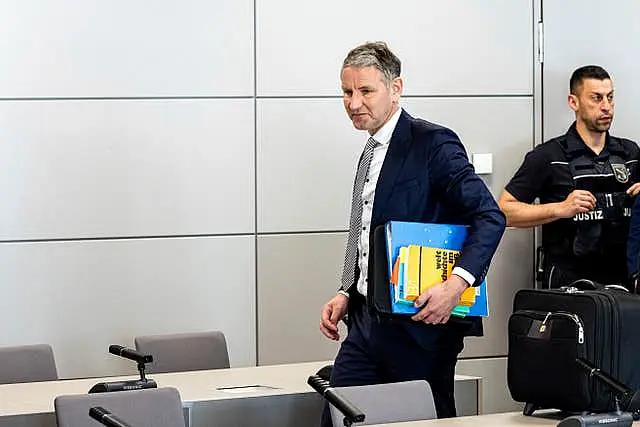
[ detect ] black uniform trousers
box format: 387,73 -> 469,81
321,294 -> 465,427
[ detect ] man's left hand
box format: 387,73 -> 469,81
411,274 -> 469,324
627,183 -> 640,197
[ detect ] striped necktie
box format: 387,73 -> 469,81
341,137 -> 378,293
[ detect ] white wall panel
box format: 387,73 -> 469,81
0,4 -> 539,411
257,233 -> 345,365
461,228 -> 534,358
257,229 -> 533,364
0,1 -> 253,97
0,236 -> 255,378
257,0 -> 533,96
0,99 -> 254,240
543,0 -> 640,141
259,98 -> 533,233
257,99 -> 361,232
457,357 -> 522,414
402,97 -> 534,198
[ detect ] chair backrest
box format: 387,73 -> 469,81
0,344 -> 58,384
55,387 -> 186,427
329,380 -> 437,426
134,331 -> 230,374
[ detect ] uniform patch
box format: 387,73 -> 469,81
573,210 -> 604,221
611,163 -> 630,183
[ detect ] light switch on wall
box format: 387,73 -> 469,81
472,153 -> 493,174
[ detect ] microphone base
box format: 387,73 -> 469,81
557,411 -> 633,427
89,379 -> 157,394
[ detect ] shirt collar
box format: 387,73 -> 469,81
370,107 -> 402,146
565,121 -> 624,156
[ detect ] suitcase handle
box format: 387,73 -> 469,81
565,279 -> 600,291
605,284 -> 630,293
561,280 -> 629,293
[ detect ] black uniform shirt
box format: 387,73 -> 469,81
505,122 -> 639,270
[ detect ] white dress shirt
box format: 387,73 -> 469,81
352,107 -> 475,297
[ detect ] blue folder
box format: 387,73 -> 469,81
384,221 -> 489,317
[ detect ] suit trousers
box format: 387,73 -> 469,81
321,294 -> 465,427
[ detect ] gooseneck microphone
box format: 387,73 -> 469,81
577,358 -> 640,411
88,345 -> 157,394
307,375 -> 365,426
108,345 -> 153,364
556,359 -> 635,427
89,406 -> 133,427
557,412 -> 633,427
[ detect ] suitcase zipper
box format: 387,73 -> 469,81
541,311 -> 584,344
511,309 -> 589,408
539,312 -> 551,332
519,310 -> 585,344
596,291 -> 620,403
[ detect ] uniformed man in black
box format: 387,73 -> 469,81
499,65 -> 640,288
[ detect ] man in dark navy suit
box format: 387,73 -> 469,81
319,42 -> 506,426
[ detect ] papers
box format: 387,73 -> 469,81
216,385 -> 281,394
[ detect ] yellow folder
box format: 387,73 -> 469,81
416,247 -> 477,306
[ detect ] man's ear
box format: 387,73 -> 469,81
568,93 -> 579,113
391,77 -> 403,102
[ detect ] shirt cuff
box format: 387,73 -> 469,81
452,267 -> 476,287
337,290 -> 350,298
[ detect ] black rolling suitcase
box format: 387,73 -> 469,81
507,284 -> 640,415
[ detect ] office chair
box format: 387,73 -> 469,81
0,344 -> 58,384
55,387 -> 185,427
134,331 -> 230,374
329,380 -> 437,426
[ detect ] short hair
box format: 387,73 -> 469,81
570,65 -> 611,95
342,41 -> 401,85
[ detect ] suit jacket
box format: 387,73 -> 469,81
350,109 -> 506,341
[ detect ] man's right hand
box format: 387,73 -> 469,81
320,293 -> 348,341
555,190 -> 596,218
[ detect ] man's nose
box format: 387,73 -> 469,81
349,92 -> 363,110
